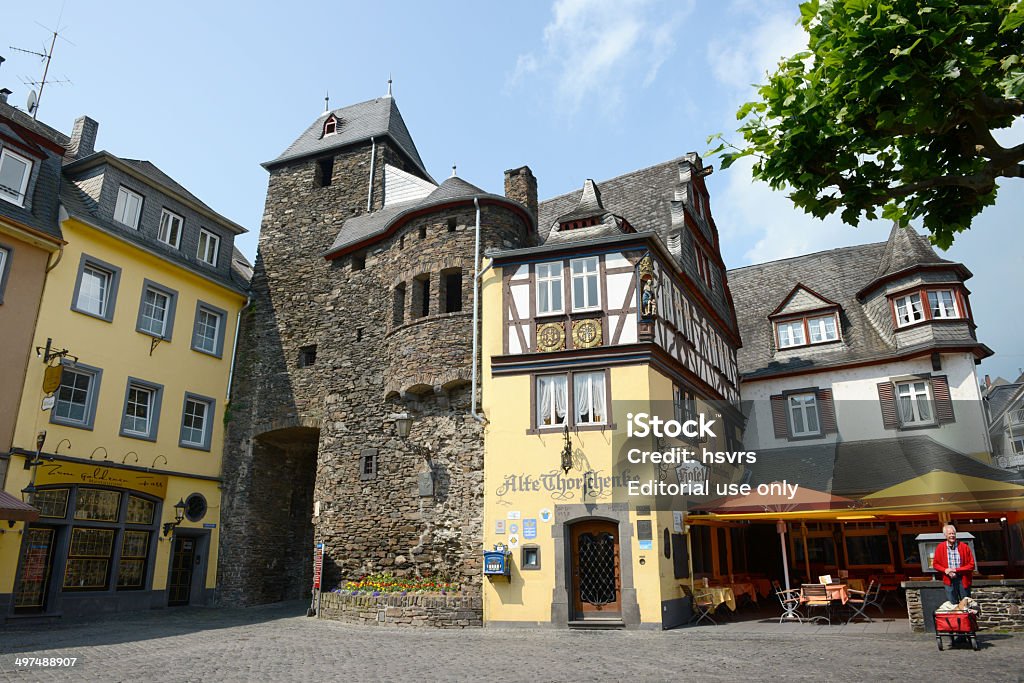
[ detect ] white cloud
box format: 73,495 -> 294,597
708,10 -> 806,92
510,0 -> 693,113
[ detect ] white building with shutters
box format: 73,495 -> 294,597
730,224 -> 993,462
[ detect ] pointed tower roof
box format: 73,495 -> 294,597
263,96 -> 431,180
856,224 -> 971,298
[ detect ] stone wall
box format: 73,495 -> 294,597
220,124 -> 532,605
905,580 -> 1024,632
319,591 -> 482,628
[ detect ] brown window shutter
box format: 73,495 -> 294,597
932,375 -> 955,424
877,382 -> 899,429
817,388 -> 837,434
771,394 -> 789,438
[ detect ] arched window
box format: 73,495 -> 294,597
323,116 -> 338,137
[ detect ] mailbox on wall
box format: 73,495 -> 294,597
484,543 -> 512,580
915,532 -> 975,575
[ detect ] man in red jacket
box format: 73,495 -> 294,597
932,524 -> 975,604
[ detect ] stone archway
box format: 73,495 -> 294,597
218,420 -> 319,605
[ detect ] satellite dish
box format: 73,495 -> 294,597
26,89 -> 38,114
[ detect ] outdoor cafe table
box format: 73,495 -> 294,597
689,585 -> 737,612
727,582 -> 759,605
800,583 -> 850,605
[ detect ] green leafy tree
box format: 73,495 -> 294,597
711,0 -> 1024,248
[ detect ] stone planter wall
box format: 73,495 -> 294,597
904,580 -> 1024,632
319,592 -> 482,628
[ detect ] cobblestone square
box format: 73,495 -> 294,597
2,601 -> 1023,682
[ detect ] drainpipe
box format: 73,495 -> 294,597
470,197 -> 485,423
367,137 -> 377,212
226,294 -> 253,402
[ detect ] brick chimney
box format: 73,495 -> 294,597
68,115 -> 99,159
504,166 -> 537,221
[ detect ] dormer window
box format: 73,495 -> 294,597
894,293 -> 925,326
891,287 -> 963,327
323,116 -> 338,137
928,290 -> 958,319
775,311 -> 841,349
0,148 -> 32,206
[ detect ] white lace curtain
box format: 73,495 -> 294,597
539,375 -> 568,425
574,372 -> 606,423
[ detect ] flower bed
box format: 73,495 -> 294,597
340,572 -> 459,596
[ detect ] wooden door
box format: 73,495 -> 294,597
13,527 -> 55,612
168,536 -> 195,606
571,520 -> 621,618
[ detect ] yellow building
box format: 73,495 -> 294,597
481,158 -> 744,629
0,116 -> 249,618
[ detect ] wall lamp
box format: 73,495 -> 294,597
163,498 -> 186,537
392,412 -> 413,439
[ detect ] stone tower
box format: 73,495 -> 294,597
219,95 -> 535,604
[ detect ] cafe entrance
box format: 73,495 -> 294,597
12,526 -> 57,613
570,519 -> 622,620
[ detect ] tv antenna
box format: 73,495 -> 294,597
9,11 -> 74,119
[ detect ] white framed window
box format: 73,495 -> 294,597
0,148 -> 32,206
192,302 -> 226,357
896,380 -> 934,425
136,281 -> 177,339
197,228 -> 220,266
71,255 -> 121,322
78,265 -> 111,317
894,293 -> 925,327
807,315 -> 839,343
180,394 -> 215,450
776,320 -> 806,348
157,209 -> 183,249
695,247 -> 712,288
114,186 -> 144,229
1011,436 -> 1024,455
570,257 -> 600,311
574,371 -> 607,425
54,370 -> 93,425
536,374 -> 568,427
927,290 -> 958,319
787,393 -> 821,436
123,386 -> 155,436
536,261 -> 563,315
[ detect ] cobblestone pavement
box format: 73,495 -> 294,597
2,601 -> 1023,682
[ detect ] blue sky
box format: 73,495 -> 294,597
4,0 -> 1021,382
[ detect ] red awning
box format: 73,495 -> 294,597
0,489 -> 39,523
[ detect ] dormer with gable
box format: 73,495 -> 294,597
768,284 -> 845,353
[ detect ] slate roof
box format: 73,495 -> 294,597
120,159 -> 216,216
985,383 -> 1023,427
538,157 -> 686,241
743,436 -> 1023,497
873,223 -> 957,281
264,96 -> 429,179
537,156 -> 738,337
59,181 -> 248,294
64,153 -> 246,235
727,227 -> 983,380
325,176 -> 518,257
0,101 -> 66,241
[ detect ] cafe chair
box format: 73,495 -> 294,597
863,580 -> 884,615
691,590 -> 717,626
772,580 -> 803,623
801,584 -> 832,624
844,580 -> 876,624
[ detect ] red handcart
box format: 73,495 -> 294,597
934,610 -> 979,651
